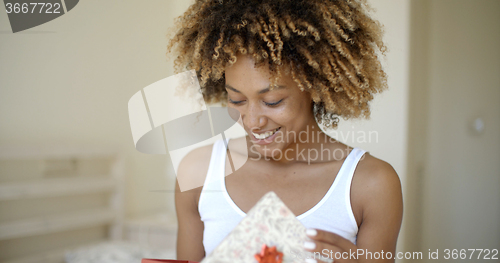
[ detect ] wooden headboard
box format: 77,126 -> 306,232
0,144 -> 125,263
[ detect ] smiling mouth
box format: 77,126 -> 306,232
251,127 -> 281,140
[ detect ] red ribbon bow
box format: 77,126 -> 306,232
254,244 -> 283,263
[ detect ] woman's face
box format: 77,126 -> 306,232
225,54 -> 316,159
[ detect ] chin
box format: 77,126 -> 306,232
249,142 -> 286,160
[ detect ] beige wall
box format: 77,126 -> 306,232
0,0 -> 194,218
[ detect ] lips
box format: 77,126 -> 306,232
249,127 -> 282,146
251,127 -> 281,140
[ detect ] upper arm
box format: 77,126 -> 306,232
175,145 -> 213,261
354,157 -> 404,262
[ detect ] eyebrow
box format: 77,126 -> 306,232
225,84 -> 287,94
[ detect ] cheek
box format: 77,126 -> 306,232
291,95 -> 312,115
276,99 -> 312,125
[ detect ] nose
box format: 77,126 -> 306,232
242,102 -> 267,132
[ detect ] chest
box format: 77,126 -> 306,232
224,157 -> 343,217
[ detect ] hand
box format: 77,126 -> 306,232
303,228 -> 359,263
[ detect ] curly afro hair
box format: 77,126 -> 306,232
166,0 -> 388,129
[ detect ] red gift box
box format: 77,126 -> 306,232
141,259 -> 198,263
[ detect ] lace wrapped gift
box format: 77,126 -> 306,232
201,191 -> 318,263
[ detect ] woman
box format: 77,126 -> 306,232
168,0 -> 403,262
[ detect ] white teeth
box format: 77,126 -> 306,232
252,127 -> 280,140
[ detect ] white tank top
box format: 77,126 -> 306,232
198,138 -> 367,256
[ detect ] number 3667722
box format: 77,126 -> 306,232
5,3 -> 62,14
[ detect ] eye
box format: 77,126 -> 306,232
264,99 -> 284,107
228,98 -> 244,105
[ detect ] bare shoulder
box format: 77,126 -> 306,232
177,137 -> 247,188
178,143 -> 214,175
175,143 -> 215,204
351,152 -> 403,217
355,152 -> 401,187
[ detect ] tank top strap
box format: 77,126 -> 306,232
209,138 -> 230,183
295,147 -> 366,219
217,137 -> 231,180
198,138 -> 245,255
340,147 -> 367,192
337,147 -> 367,231
331,147 -> 367,198
198,138 -> 230,210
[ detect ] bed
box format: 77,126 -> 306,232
0,143 -> 176,263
